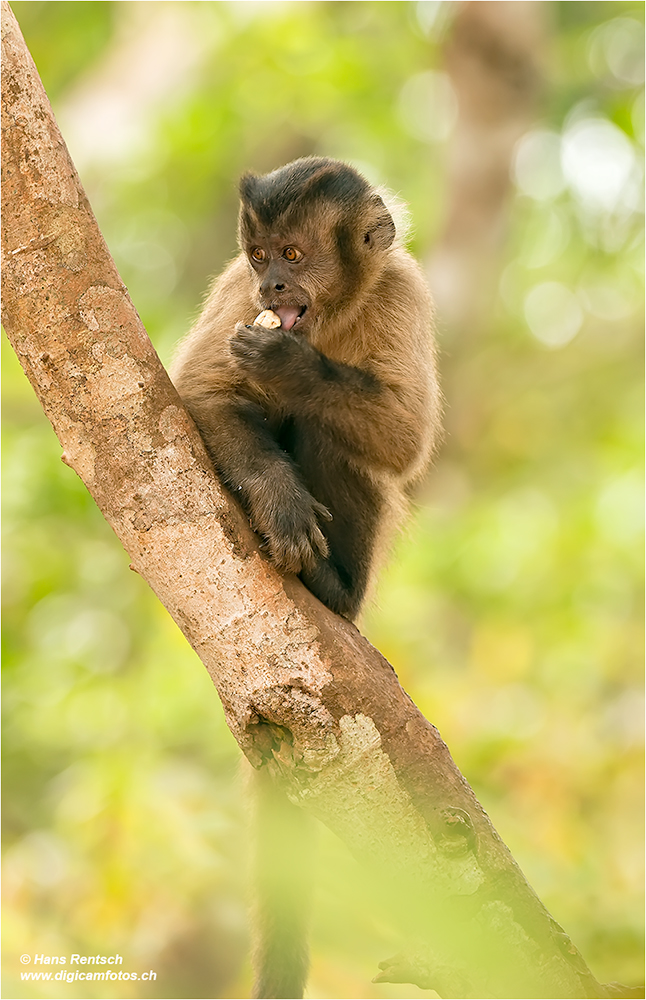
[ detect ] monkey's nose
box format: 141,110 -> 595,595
260,277 -> 287,297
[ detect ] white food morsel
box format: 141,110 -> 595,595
254,309 -> 282,329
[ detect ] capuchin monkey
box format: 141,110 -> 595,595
171,157 -> 440,998
171,156 -> 440,621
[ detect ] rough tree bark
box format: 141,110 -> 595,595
1,5 -> 639,999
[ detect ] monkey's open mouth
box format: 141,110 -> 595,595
273,305 -> 307,331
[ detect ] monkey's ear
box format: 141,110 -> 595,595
239,172 -> 260,204
364,195 -> 396,251
238,175 -> 263,245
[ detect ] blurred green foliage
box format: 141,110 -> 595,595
3,2 -> 643,998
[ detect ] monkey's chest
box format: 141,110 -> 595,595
273,415 -> 374,507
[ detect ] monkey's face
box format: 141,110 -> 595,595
241,211 -> 391,337
238,158 -> 397,336
244,231 -> 316,333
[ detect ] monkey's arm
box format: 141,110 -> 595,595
231,324 -> 432,476
171,261 -> 332,574
178,389 -> 330,574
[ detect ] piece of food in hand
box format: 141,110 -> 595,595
254,309 -> 282,329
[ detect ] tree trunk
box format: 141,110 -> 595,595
1,4 -> 637,997
427,0 -> 544,334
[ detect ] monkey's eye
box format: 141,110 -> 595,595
282,246 -> 302,262
250,247 -> 266,262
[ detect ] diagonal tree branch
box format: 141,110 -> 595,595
1,4 -> 638,998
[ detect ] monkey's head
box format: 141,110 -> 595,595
238,157 -> 396,334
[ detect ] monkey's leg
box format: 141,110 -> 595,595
185,396 -> 330,573
250,765 -> 315,1000
299,559 -> 364,620
293,422 -> 381,620
297,489 -> 375,618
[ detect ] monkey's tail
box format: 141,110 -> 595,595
250,765 -> 315,1000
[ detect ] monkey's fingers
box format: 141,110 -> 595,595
310,522 -> 330,560
265,534 -> 324,574
258,535 -> 302,574
275,523 -> 328,570
231,324 -> 285,367
312,500 -> 333,522
257,521 -> 327,573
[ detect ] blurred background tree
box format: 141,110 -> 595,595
3,2 -> 643,998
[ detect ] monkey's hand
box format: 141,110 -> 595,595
230,323 -> 308,386
231,322 -> 381,412
252,483 -> 332,574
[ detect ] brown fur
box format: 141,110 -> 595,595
171,157 -> 440,622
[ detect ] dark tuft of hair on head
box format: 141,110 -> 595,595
239,157 -> 372,228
